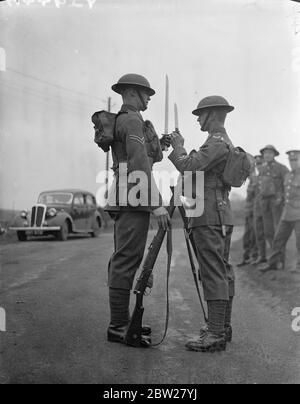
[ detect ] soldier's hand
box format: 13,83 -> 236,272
153,207 -> 171,230
160,134 -> 171,149
170,131 -> 184,148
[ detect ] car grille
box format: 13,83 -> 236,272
30,204 -> 46,227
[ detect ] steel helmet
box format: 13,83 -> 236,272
286,150 -> 300,157
111,73 -> 155,96
192,95 -> 234,116
260,145 -> 280,157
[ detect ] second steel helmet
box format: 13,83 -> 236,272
192,95 -> 234,116
111,73 -> 155,96
286,150 -> 300,157
260,145 -> 280,157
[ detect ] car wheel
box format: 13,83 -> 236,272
57,221 -> 69,241
91,217 -> 101,238
17,231 -> 27,241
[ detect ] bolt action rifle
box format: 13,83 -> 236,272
124,193 -> 176,347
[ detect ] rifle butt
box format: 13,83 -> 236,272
124,299 -> 144,347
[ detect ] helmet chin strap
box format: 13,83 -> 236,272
136,89 -> 147,111
201,110 -> 211,132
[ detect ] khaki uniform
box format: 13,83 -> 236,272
169,127 -> 235,301
253,174 -> 266,260
253,193 -> 266,261
106,104 -> 163,290
258,161 -> 289,247
241,174 -> 258,261
268,168 -> 300,271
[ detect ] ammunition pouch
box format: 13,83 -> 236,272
143,120 -> 163,165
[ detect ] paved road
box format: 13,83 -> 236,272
0,228 -> 299,384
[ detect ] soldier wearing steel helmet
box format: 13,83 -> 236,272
260,150 -> 300,273
258,145 -> 289,254
106,73 -> 171,346
169,95 -> 236,353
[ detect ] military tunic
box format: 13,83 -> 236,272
258,161 -> 289,247
268,168 -> 300,270
169,127 -> 235,301
106,104 -> 163,290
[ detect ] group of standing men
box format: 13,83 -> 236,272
238,146 -> 300,273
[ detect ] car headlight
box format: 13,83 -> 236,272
48,208 -> 57,217
21,210 -> 27,218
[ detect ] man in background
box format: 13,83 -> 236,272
258,145 -> 289,253
260,150 -> 300,273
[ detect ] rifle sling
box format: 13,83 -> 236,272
151,227 -> 172,346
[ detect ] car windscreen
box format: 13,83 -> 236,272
38,193 -> 73,205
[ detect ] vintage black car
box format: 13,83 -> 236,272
10,189 -> 103,241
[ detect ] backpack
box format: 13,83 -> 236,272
222,146 -> 252,187
91,110 -> 117,152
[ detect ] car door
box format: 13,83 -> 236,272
72,193 -> 86,231
85,194 -> 97,229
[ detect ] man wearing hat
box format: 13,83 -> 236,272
260,150 -> 300,272
251,154 -> 267,265
106,73 -> 171,346
169,95 -> 236,353
258,145 -> 289,251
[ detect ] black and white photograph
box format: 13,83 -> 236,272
0,0 -> 300,387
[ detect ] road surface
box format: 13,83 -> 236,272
0,227 -> 299,384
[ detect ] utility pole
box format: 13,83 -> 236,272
104,97 -> 111,200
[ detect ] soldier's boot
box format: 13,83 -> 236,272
107,288 -> 151,345
186,300 -> 227,353
237,258 -> 251,267
291,255 -> 300,273
259,260 -> 281,273
199,323 -> 232,343
252,256 -> 267,265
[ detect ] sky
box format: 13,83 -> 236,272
0,0 -> 300,209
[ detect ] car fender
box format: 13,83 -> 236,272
47,211 -> 74,232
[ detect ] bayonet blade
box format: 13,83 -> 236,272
174,102 -> 179,131
164,74 -> 169,135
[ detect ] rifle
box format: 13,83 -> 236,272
177,205 -> 208,323
124,195 -> 176,347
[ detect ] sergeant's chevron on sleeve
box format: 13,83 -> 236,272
129,135 -> 145,145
